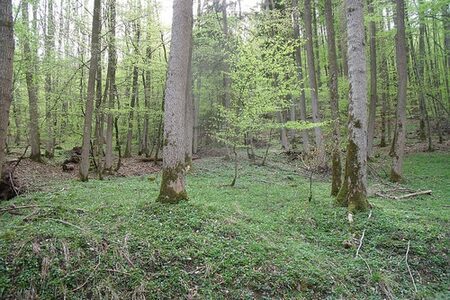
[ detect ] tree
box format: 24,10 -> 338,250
366,0 -> 378,158
324,0 -> 342,196
304,0 -> 325,160
22,0 -> 41,162
44,0 -> 56,158
291,0 -> 310,153
157,0 -> 193,203
390,0 -> 408,182
79,0 -> 102,181
0,0 -> 14,176
336,0 -> 369,211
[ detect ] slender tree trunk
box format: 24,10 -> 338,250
79,0 -> 101,181
22,1 -> 41,162
193,77 -> 200,154
336,0 -> 369,211
0,0 -> 14,176
390,0 -> 408,183
125,21 -> 141,158
304,0 -> 325,160
367,0 -> 378,158
313,1 -> 321,89
44,0 -> 55,158
105,0 -> 117,172
292,0 -> 310,153
157,0 -> 193,203
185,41 -> 194,166
276,111 -> 290,151
339,0 -> 349,78
324,0 -> 342,196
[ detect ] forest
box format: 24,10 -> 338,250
0,0 -> 449,298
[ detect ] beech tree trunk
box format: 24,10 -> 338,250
390,0 -> 408,183
44,0 -> 55,158
22,1 -> 41,162
125,20 -> 141,158
157,0 -> 193,203
324,0 -> 342,196
185,41 -> 194,166
79,0 -> 101,181
304,0 -> 324,159
105,0 -> 117,172
367,0 -> 377,158
0,0 -> 14,176
337,0 -> 369,211
292,0 -> 310,153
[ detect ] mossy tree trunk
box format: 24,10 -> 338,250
337,0 -> 369,212
157,0 -> 193,204
0,0 -> 14,176
367,0 -> 378,158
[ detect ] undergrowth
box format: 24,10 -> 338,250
0,152 -> 448,299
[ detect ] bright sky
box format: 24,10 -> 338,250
159,0 -> 260,26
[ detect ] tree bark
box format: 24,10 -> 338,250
324,0 -> 342,196
79,0 -> 101,181
125,20 -> 141,158
336,0 -> 369,211
367,0 -> 377,158
157,0 -> 193,203
22,1 -> 41,162
185,40 -> 194,166
304,0 -> 324,159
0,0 -> 14,176
292,0 -> 310,153
44,0 -> 55,158
105,0 -> 117,172
390,0 -> 408,183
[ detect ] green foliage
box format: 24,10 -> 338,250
0,152 -> 448,299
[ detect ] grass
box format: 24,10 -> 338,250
0,151 -> 449,299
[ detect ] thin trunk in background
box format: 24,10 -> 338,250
304,0 -> 325,161
367,0 -> 377,158
22,1 -> 41,162
292,0 -> 310,153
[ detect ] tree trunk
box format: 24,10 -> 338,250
157,0 -> 193,203
79,0 -> 101,181
304,0 -> 324,160
125,21 -> 141,158
185,41 -> 194,166
0,0 -> 14,176
22,1 -> 41,162
336,0 -> 369,211
105,0 -> 117,172
390,0 -> 408,183
44,0 -> 55,158
324,0 -> 342,196
367,0 -> 377,158
292,0 -> 310,153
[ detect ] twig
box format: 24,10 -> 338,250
46,218 -> 84,231
72,258 -> 101,292
355,230 -> 366,258
405,240 -> 418,293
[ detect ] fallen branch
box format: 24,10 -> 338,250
375,190 -> 432,200
46,218 -> 84,231
395,190 -> 432,200
405,240 -> 418,293
355,230 -> 366,258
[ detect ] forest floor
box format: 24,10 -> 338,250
0,146 -> 449,299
